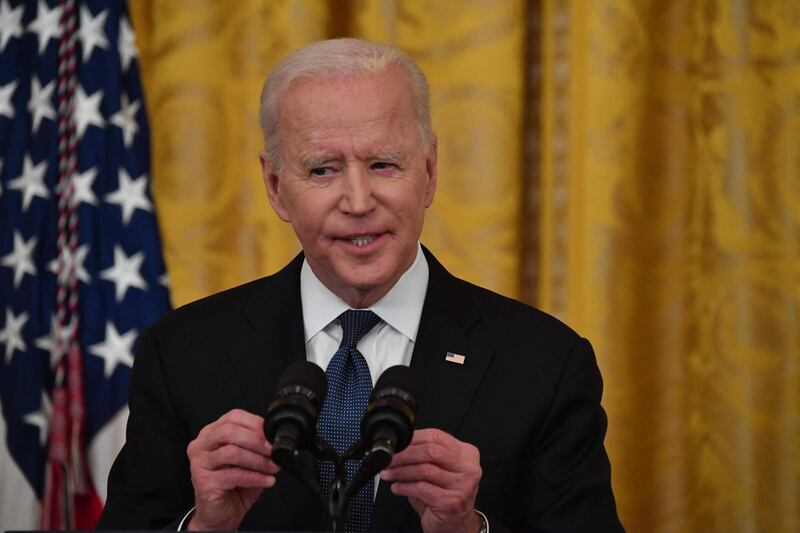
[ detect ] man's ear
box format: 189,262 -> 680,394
260,151 -> 290,222
423,137 -> 438,208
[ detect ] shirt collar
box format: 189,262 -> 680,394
300,243 -> 429,343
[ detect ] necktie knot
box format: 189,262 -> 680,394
339,309 -> 380,350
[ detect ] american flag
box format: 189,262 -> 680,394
0,0 -> 170,529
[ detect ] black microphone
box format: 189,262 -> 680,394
348,365 -> 418,496
264,361 -> 327,467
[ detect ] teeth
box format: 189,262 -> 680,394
349,236 -> 376,247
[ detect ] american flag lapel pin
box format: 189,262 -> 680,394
445,352 -> 466,365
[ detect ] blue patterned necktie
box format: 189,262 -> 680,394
318,310 -> 381,532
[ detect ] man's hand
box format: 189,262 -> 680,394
380,429 -> 483,533
186,409 -> 280,531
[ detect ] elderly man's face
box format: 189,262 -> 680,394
262,67 -> 437,307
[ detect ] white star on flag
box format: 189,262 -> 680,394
22,390 -> 52,448
110,93 -> 140,147
35,316 -> 77,369
70,167 -> 98,206
105,168 -> 152,224
0,0 -> 24,51
0,79 -> 17,118
48,243 -> 91,285
88,322 -> 137,378
74,85 -> 105,137
8,154 -> 49,211
27,0 -> 62,54
0,307 -> 29,364
100,245 -> 148,302
78,6 -> 108,62
1,231 -> 37,288
118,17 -> 138,72
28,76 -> 56,134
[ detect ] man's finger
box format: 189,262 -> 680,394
390,481 -> 449,505
404,428 -> 459,446
196,409 -> 266,435
379,462 -> 458,487
389,442 -> 479,478
388,442 -> 454,468
391,481 -> 477,517
207,422 -> 270,454
199,444 -> 280,474
197,467 -> 277,492
195,409 -> 267,443
191,420 -> 270,457
218,409 -> 267,432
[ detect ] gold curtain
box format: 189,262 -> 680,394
532,1 -> 800,531
130,1 -> 799,531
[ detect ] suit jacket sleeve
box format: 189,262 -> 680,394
96,326 -> 194,529
491,337 -> 623,532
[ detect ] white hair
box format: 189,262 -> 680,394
259,38 -> 435,170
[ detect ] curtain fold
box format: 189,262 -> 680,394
130,1 -> 799,531
534,1 -> 799,531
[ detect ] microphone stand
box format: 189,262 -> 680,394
318,438 -> 374,532
276,435 -> 377,532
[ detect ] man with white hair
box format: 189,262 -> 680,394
98,39 -> 623,532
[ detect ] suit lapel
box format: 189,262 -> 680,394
373,248 -> 495,531
222,253 -> 324,524
224,252 -> 306,414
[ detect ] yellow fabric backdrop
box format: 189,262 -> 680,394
130,1 -> 799,531
534,2 -> 799,532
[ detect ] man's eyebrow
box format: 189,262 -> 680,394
370,151 -> 407,163
301,154 -> 341,169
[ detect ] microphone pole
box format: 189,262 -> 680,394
314,437 -> 348,532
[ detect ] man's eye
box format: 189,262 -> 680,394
372,162 -> 395,171
310,167 -> 333,177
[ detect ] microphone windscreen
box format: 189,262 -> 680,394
371,365 -> 419,407
275,360 -> 327,405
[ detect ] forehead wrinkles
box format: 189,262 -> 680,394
291,115 -> 416,162
278,70 -> 423,164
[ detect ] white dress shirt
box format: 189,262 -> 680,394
301,243 -> 429,382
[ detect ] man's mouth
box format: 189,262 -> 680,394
347,235 -> 377,247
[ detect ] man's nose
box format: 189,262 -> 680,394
339,165 -> 376,215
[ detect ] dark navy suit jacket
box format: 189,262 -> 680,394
97,248 -> 623,532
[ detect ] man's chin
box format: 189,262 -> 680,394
330,269 -> 397,308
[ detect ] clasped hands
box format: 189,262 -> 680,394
186,409 -> 482,533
